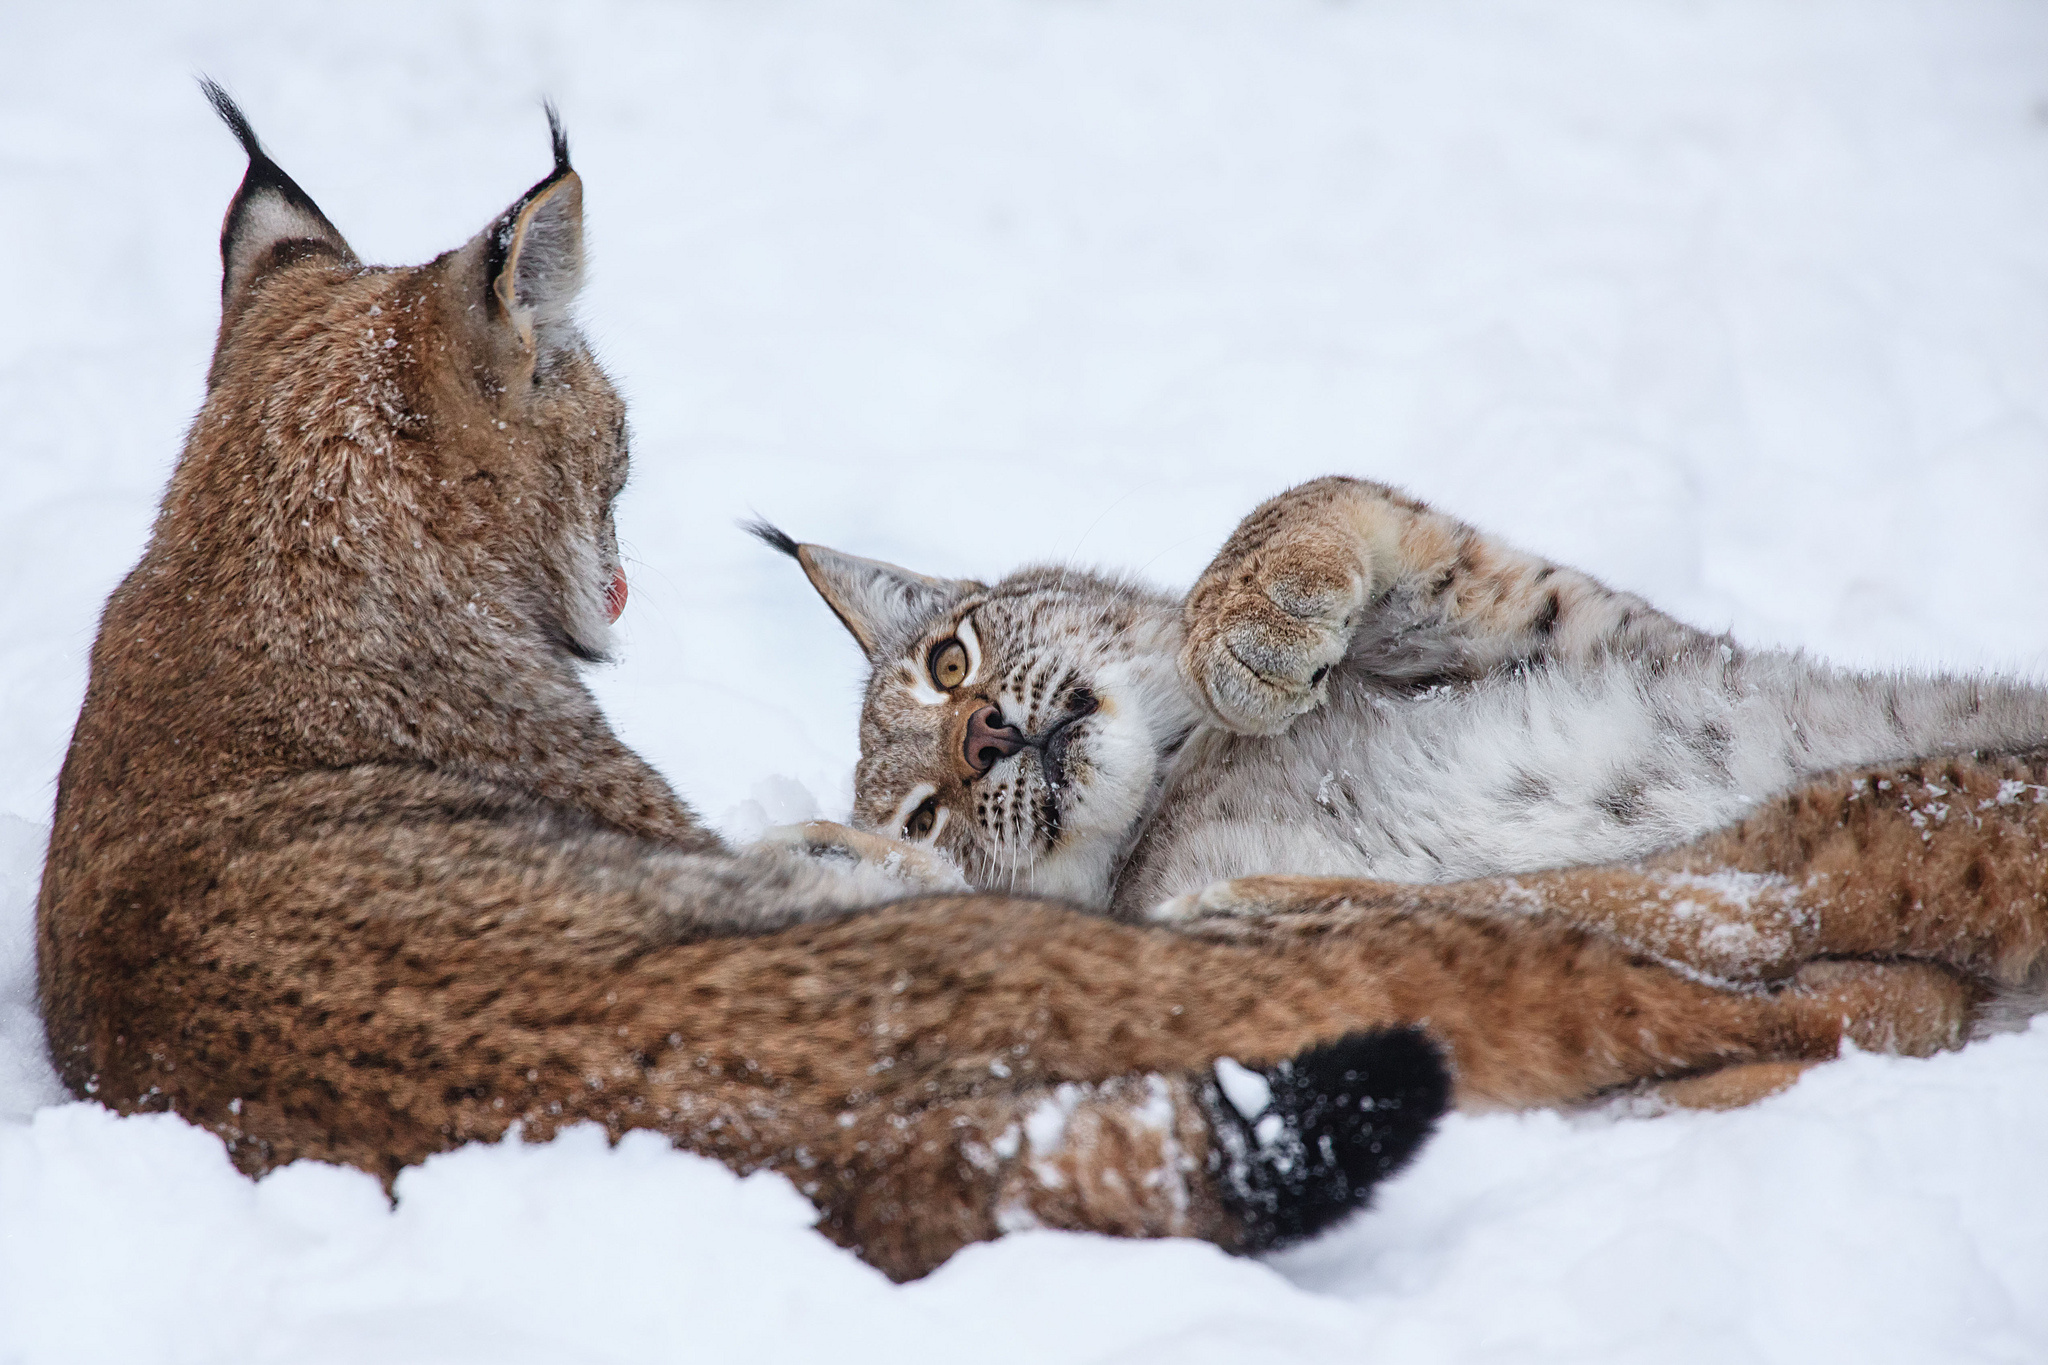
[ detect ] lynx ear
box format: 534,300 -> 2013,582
480,106 -> 583,361
747,522 -> 980,660
203,80 -> 356,333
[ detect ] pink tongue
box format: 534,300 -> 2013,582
605,568 -> 629,623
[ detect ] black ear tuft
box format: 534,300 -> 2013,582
743,519 -> 802,560
1207,1026 -> 1448,1254
768,540 -> 980,661
201,78 -> 263,161
200,78 -> 355,315
544,100 -> 571,177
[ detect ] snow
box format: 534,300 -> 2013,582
4,1 -> 2048,1360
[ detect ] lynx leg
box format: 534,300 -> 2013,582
1150,870 -> 1813,982
1164,751 -> 2048,993
1645,752 -> 2048,990
1179,476 -> 1714,734
1144,881 -> 1973,1112
1641,964 -> 1972,1109
1780,960 -> 1975,1056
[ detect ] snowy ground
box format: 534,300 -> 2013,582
4,2 -> 2048,1361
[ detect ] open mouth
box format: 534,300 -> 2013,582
605,567 -> 628,623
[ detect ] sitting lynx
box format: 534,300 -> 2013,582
760,480 -> 2048,1076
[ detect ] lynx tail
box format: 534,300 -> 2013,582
1207,1026 -> 1448,1252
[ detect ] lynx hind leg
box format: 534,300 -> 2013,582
1148,867 -> 1808,991
816,1028 -> 1449,1280
1639,962 -> 1974,1112
1785,959 -> 1975,1059
1652,751 -> 2048,991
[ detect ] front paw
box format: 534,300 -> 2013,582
1180,550 -> 1364,735
759,821 -> 969,894
1147,876 -> 1297,924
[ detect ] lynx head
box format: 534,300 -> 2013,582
189,81 -> 629,668
756,527 -> 1202,906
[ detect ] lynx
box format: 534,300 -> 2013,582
35,91 -> 2021,1289
761,478 -> 2048,1085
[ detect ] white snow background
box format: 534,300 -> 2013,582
3,2 -> 2047,1361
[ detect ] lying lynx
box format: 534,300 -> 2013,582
760,480 -> 2048,1085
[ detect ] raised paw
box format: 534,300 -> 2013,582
1179,541 -> 1367,736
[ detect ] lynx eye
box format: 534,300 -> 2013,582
903,796 -> 939,841
928,639 -> 968,690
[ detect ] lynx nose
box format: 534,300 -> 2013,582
964,706 -> 1026,775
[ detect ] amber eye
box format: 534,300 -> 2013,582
903,797 -> 939,841
928,639 -> 968,690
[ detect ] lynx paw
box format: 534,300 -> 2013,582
1149,876 -> 1297,924
1790,960 -> 1974,1057
1181,548 -> 1365,736
759,821 -> 969,894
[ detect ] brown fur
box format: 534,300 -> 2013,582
1179,474 -> 1707,734
1169,749 -> 2048,1003
35,101 -> 2030,1284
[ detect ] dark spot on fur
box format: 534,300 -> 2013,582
1504,770 -> 1553,806
1684,721 -> 1734,776
1531,591 -> 1561,637
1595,777 -> 1648,825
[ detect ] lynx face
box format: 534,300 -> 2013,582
758,534 -> 1199,905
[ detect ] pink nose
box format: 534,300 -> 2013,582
964,706 -> 1025,774
605,568 -> 628,623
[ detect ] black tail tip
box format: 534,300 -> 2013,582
742,518 -> 802,560
1207,1026 -> 1449,1254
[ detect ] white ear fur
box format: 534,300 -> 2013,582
223,190 -> 355,301
493,172 -> 584,353
202,80 -> 356,316
795,544 -> 978,660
